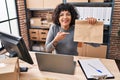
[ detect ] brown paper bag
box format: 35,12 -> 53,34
74,20 -> 103,43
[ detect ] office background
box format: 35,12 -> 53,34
17,0 -> 120,59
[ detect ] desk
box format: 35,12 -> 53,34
20,52 -> 120,80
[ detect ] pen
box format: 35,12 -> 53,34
88,64 -> 102,73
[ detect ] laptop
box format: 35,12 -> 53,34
35,52 -> 76,75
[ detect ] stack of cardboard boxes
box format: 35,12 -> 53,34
29,29 -> 48,41
26,0 -> 62,9
67,0 -> 104,2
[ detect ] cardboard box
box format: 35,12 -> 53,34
30,17 -> 42,27
26,0 -> 62,9
41,20 -> 51,28
39,30 -> 48,41
30,18 -> 51,29
29,29 -> 48,41
29,29 -> 40,41
44,0 -> 62,9
78,43 -> 107,58
0,58 -> 19,80
26,0 -> 44,9
85,44 -> 107,58
67,0 -> 88,2
90,0 -> 104,2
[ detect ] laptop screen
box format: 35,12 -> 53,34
35,52 -> 76,75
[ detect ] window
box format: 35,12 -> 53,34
0,0 -> 19,50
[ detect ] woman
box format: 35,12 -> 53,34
45,3 -> 97,55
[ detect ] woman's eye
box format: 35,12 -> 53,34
59,14 -> 63,16
66,13 -> 71,16
59,13 -> 71,17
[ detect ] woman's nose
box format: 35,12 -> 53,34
63,15 -> 67,18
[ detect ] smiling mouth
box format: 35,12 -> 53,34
62,20 -> 69,23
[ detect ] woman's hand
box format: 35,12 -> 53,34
53,32 -> 69,42
86,17 -> 97,25
52,32 -> 69,47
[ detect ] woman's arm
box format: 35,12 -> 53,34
45,25 -> 70,52
45,25 -> 56,53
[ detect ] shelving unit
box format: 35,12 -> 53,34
25,9 -> 53,52
25,0 -> 63,52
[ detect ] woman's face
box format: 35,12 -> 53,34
59,11 -> 71,30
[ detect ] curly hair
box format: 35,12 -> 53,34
52,3 -> 79,26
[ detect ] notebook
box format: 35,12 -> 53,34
35,52 -> 75,75
78,58 -> 114,80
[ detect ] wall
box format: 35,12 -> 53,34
109,0 -> 120,60
17,0 -> 120,59
17,0 -> 29,49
